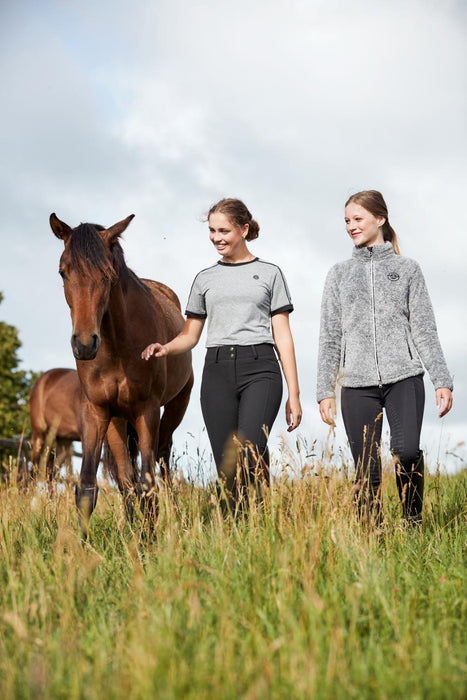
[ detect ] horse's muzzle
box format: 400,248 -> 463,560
71,333 -> 100,360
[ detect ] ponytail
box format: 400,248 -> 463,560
382,221 -> 400,255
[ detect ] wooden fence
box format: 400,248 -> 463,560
0,437 -> 83,459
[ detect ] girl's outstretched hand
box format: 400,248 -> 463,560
319,398 -> 336,426
141,342 -> 168,360
436,388 -> 453,417
286,396 -> 302,432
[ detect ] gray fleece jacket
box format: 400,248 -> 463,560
317,242 -> 453,402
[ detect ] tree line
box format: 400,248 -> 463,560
0,292 -> 39,466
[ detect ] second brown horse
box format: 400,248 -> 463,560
50,213 -> 193,536
29,368 -> 81,484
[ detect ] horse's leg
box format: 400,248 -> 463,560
50,440 -> 73,491
157,373 -> 194,482
76,404 -> 109,539
45,442 -> 57,497
31,430 -> 52,484
64,442 -> 74,487
106,418 -> 139,521
127,423 -> 139,479
30,431 -> 44,483
134,408 -> 160,518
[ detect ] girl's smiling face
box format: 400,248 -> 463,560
208,212 -> 249,261
345,202 -> 385,247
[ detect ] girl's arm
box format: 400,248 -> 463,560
408,262 -> 453,417
271,312 -> 302,431
141,317 -> 205,359
317,266 -> 342,409
408,262 -> 453,392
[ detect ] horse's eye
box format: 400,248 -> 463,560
59,269 -> 66,279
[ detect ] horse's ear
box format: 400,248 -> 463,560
102,215 -> 135,245
50,213 -> 72,241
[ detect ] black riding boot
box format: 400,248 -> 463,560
396,451 -> 424,525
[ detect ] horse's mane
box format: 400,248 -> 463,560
69,223 -> 149,295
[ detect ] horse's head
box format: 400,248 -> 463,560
50,213 -> 135,361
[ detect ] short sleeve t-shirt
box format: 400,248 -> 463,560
185,258 -> 293,347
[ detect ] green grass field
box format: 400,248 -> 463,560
0,461 -> 465,699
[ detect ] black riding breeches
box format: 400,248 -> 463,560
341,375 -> 425,508
200,344 -> 283,488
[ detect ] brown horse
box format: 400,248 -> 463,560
50,213 -> 193,536
29,368 -> 138,489
29,368 -> 82,485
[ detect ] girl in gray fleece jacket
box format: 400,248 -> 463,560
317,190 -> 453,524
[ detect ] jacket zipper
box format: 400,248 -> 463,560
369,250 -> 383,388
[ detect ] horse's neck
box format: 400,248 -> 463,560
100,281 -> 133,349
100,276 -> 160,355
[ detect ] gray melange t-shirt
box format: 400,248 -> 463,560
185,258 -> 293,347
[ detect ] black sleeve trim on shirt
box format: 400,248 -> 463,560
185,311 -> 207,319
257,259 -> 293,306
271,304 -> 294,316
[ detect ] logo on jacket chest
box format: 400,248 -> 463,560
387,272 -> 400,281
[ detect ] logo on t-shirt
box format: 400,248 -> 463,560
387,272 -> 400,281
253,275 -> 259,280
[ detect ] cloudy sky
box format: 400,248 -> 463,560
1,0 -> 466,476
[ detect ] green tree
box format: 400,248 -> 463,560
0,292 -> 37,439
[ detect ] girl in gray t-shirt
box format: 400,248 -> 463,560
142,198 -> 301,511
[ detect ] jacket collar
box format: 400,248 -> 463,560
352,241 -> 395,261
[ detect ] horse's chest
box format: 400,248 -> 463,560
83,370 -> 144,410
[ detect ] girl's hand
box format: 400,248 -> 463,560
141,342 -> 168,360
436,388 -> 453,417
319,398 -> 336,426
286,396 -> 302,432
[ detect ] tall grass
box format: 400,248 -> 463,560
0,462 -> 465,699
